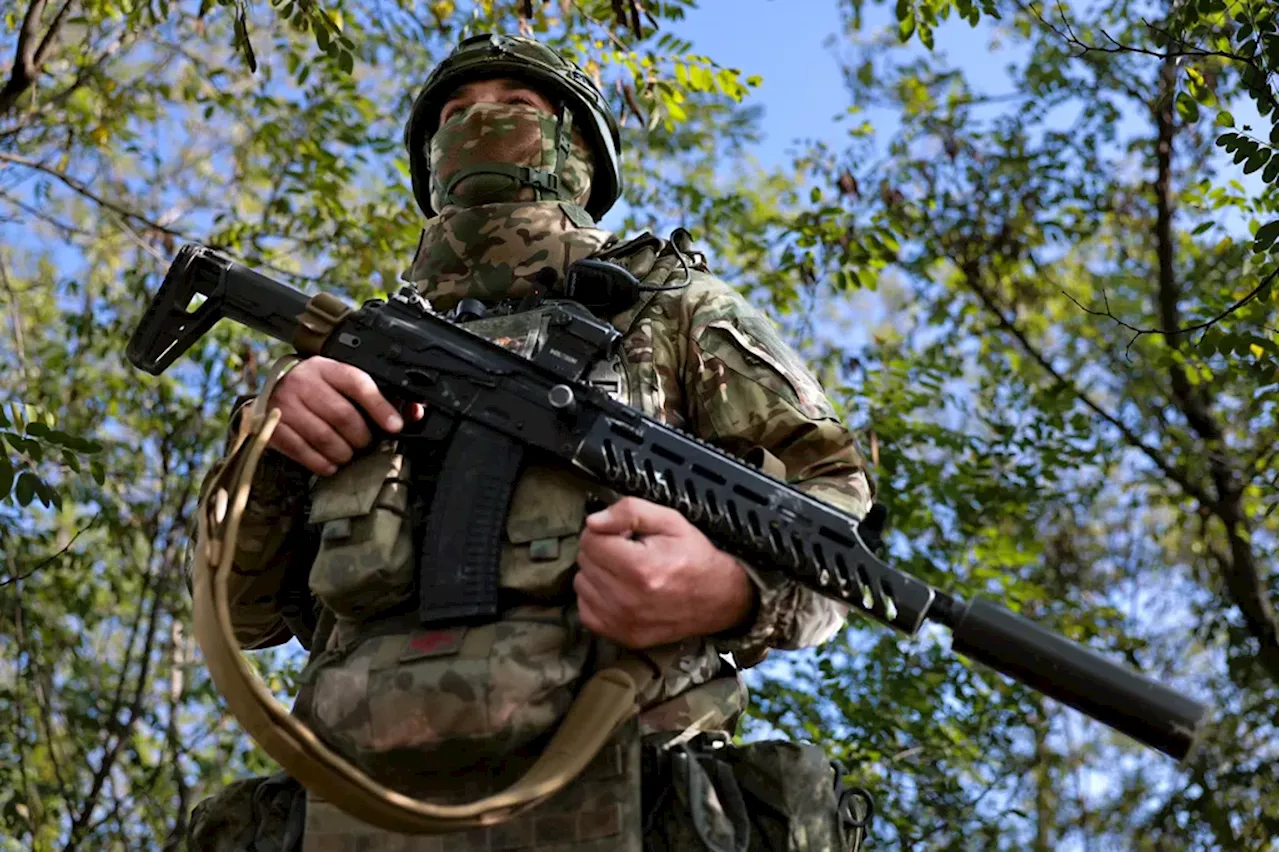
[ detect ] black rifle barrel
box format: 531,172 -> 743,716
934,595 -> 1208,760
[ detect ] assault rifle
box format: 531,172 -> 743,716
127,245 -> 1209,762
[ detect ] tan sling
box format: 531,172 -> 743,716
192,356 -> 670,834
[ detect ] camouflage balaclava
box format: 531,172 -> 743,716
405,99 -> 614,310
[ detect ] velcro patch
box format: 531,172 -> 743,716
399,628 -> 467,662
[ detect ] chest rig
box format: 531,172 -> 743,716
406,264 -> 638,628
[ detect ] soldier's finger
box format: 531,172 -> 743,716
576,550 -> 638,598
285,406 -> 356,468
578,528 -> 645,578
299,384 -> 372,450
270,422 -> 338,476
573,571 -> 616,636
584,496 -> 686,537
320,363 -> 403,433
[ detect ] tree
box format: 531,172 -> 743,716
2,0 -> 1273,849
713,0 -> 1275,847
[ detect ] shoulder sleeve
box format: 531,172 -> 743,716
191,397 -> 314,650
675,274 -> 876,663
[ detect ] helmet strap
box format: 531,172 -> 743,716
440,104 -> 578,208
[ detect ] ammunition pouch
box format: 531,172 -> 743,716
297,604 -> 594,787
186,772 -> 306,852
640,733 -> 872,852
306,442 -> 414,620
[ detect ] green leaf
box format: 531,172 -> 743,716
1215,110 -> 1234,128
1263,155 -> 1278,185
1253,220 -> 1278,253
0,456 -> 12,499
898,14 -> 917,41
1189,79 -> 1216,107
90,460 -> 106,487
1233,142 -> 1254,165
15,471 -> 37,507
1176,92 -> 1200,124
232,1 -> 258,73
338,50 -> 354,75
1244,147 -> 1269,174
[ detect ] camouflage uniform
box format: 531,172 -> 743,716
189,37 -> 873,852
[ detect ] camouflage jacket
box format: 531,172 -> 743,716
197,228 -> 874,739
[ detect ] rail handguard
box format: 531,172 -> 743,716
128,244 -> 1211,762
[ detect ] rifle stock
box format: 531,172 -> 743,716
128,244 -> 1211,762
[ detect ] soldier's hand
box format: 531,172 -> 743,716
574,497 -> 758,649
265,357 -> 424,476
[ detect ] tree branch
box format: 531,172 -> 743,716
0,515 -> 98,587
1151,55 -> 1278,676
0,29 -> 127,140
10,578 -> 74,813
1020,0 -> 1255,64
0,0 -> 76,114
1063,279 -> 1274,357
954,257 -> 1213,507
0,187 -> 95,236
64,553 -> 165,849
0,149 -> 188,238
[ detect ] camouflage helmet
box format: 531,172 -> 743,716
404,33 -> 623,221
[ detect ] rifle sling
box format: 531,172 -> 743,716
192,356 -> 674,835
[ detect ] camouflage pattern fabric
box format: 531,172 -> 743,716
403,202 -> 612,311
306,442 -> 415,619
186,772 -> 306,852
611,261 -> 873,665
193,177 -> 873,852
187,45 -> 876,849
302,721 -> 643,852
303,608 -> 593,788
428,102 -> 595,212
641,734 -> 869,852
190,397 -> 314,651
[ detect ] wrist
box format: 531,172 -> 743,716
710,554 -> 759,637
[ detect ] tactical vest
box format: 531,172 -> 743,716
297,302 -> 633,784
289,232 -> 745,850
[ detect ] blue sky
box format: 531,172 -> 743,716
665,0 -> 1262,217
670,0 -> 1018,168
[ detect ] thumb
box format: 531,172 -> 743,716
586,497 -> 684,537
584,499 -> 639,535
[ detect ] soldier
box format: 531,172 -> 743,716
187,33 -> 874,852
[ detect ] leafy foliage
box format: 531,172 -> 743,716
0,1 -> 760,847
0,0 -> 1273,850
